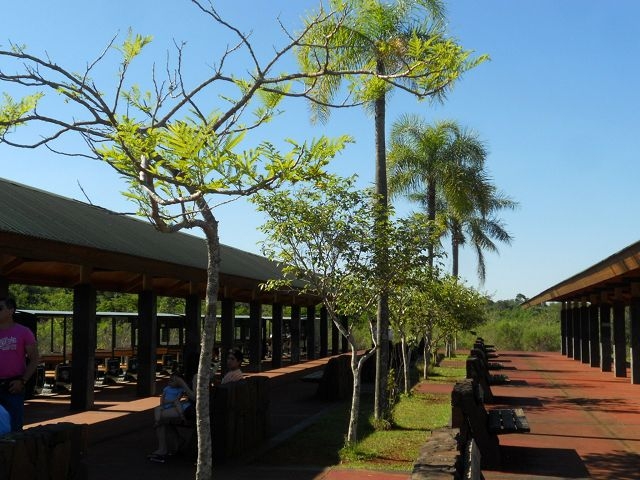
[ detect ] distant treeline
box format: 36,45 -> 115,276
477,295 -> 560,351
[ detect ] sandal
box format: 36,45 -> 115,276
147,453 -> 166,463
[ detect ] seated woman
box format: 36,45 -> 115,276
221,349 -> 244,384
148,373 -> 194,462
153,372 -> 194,427
0,405 -> 10,436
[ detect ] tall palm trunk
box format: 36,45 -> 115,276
451,219 -> 461,278
426,177 -> 436,270
451,217 -> 468,280
374,60 -> 390,421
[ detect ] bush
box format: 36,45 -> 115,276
522,322 -> 560,351
472,299 -> 561,351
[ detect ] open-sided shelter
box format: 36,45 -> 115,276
0,178 -> 341,410
525,240 -> 640,384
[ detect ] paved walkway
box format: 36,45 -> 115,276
481,351 -> 640,480
22,351 -> 640,479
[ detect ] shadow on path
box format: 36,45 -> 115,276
580,450 -> 640,480
497,445 -> 590,478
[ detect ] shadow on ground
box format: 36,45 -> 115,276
498,445 -> 590,478
581,450 -> 640,480
490,395 -> 543,407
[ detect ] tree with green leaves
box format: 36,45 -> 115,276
255,176 -> 379,445
0,5 -> 354,478
385,214 -> 434,395
389,281 -> 425,394
297,0 -> 487,420
420,274 -> 486,374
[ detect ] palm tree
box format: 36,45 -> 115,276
297,0 -> 486,420
445,184 -> 517,282
388,116 -> 489,268
388,116 -> 517,282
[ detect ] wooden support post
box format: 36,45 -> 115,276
110,317 -> 116,359
49,318 -> 54,353
290,304 -> 301,364
221,298 -> 235,375
572,302 -> 581,361
70,283 -> 97,411
249,301 -> 263,372
262,317 -> 268,360
560,302 -> 567,355
136,289 -> 157,397
0,276 -> 8,297
240,322 -> 248,347
600,302 -> 612,372
612,302 -> 627,378
130,316 -> 136,356
341,315 -> 349,353
630,284 -> 640,384
63,317 -> 68,363
566,302 -> 574,357
331,314 -> 340,355
319,306 -> 328,358
306,305 -> 317,360
184,294 -> 201,381
271,303 -> 283,368
580,302 -> 590,364
588,299 -> 600,368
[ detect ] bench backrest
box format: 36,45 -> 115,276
105,358 -> 120,376
451,378 -> 500,469
466,356 -> 493,402
55,364 -> 72,384
464,438 -> 482,480
317,354 -> 352,401
211,375 -> 270,463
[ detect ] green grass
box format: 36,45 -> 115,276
341,392 -> 452,471
258,380 -> 461,472
427,364 -> 466,383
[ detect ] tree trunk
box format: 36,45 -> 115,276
373,59 -> 390,421
401,334 -> 410,395
451,219 -> 461,278
423,331 -> 431,380
347,344 -> 361,445
195,203 -> 220,480
426,177 -> 437,270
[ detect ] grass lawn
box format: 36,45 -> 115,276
258,374 -> 461,471
426,362 -> 467,383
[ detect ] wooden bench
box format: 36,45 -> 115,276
474,340 -> 499,359
212,376 -> 270,463
475,337 -> 497,353
470,348 -> 509,379
0,422 -> 88,480
466,356 -> 495,403
452,378 -> 530,469
316,354 -> 352,401
300,370 -> 324,383
463,438 -> 483,480
411,427 -> 483,479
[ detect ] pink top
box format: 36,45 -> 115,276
0,323 -> 36,378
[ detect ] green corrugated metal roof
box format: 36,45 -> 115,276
0,177 -> 283,283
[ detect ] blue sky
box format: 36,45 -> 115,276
1,1 -> 639,301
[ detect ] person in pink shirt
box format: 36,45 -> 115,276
0,296 -> 39,432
